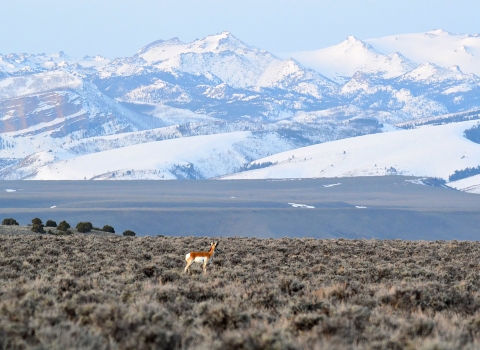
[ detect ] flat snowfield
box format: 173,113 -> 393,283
1,176 -> 480,240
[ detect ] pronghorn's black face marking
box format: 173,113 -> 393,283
213,241 -> 222,253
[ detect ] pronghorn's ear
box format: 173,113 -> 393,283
210,242 -> 214,246
215,241 -> 219,246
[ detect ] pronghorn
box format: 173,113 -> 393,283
185,241 -> 219,274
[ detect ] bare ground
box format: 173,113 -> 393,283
2,177 -> 480,239
2,231 -> 480,349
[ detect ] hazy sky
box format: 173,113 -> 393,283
1,0 -> 479,58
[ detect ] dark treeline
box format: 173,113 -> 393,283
449,165 -> 480,182
465,123 -> 480,144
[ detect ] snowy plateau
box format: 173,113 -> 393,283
1,29 -> 480,193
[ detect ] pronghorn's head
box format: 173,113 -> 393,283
210,241 -> 220,252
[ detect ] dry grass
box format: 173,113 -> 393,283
2,234 -> 480,349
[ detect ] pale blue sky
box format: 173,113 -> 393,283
1,0 -> 479,58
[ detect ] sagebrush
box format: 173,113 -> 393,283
1,235 -> 480,349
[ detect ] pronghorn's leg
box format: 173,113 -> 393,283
203,262 -> 207,274
185,259 -> 194,273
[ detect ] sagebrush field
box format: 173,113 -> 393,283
2,233 -> 480,349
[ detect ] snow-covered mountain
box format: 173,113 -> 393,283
0,52 -> 109,78
286,30 -> 480,122
99,31 -> 335,91
365,29 -> 480,76
95,31 -> 340,121
1,29 -> 480,189
338,63 -> 480,121
286,36 -> 418,84
288,29 -> 480,81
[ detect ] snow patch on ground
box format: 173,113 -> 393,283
405,178 -> 428,186
323,183 -> 341,188
288,203 -> 315,209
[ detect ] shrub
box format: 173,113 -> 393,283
1,236 -> 480,349
102,225 -> 115,233
45,220 -> 57,227
76,222 -> 93,233
31,217 -> 43,225
123,230 -> 136,237
57,220 -> 71,232
2,218 -> 19,226
31,224 -> 45,233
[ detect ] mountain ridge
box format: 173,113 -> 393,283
1,29 -> 480,193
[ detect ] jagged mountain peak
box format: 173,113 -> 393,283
101,31 -> 293,89
258,56 -> 333,82
184,31 -> 262,56
403,62 -> 442,81
192,31 -> 246,49
83,54 -> 107,60
337,35 -> 378,53
287,36 -> 416,83
400,61 -> 470,82
274,57 -> 337,84
51,51 -> 69,59
382,52 -> 418,73
366,30 -> 480,76
426,29 -> 453,36
279,57 -> 302,68
135,31 -> 258,65
0,51 -> 111,77
386,52 -> 412,61
137,37 -> 184,55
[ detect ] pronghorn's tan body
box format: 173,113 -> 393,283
185,242 -> 219,274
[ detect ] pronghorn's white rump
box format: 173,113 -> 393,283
184,241 -> 219,274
